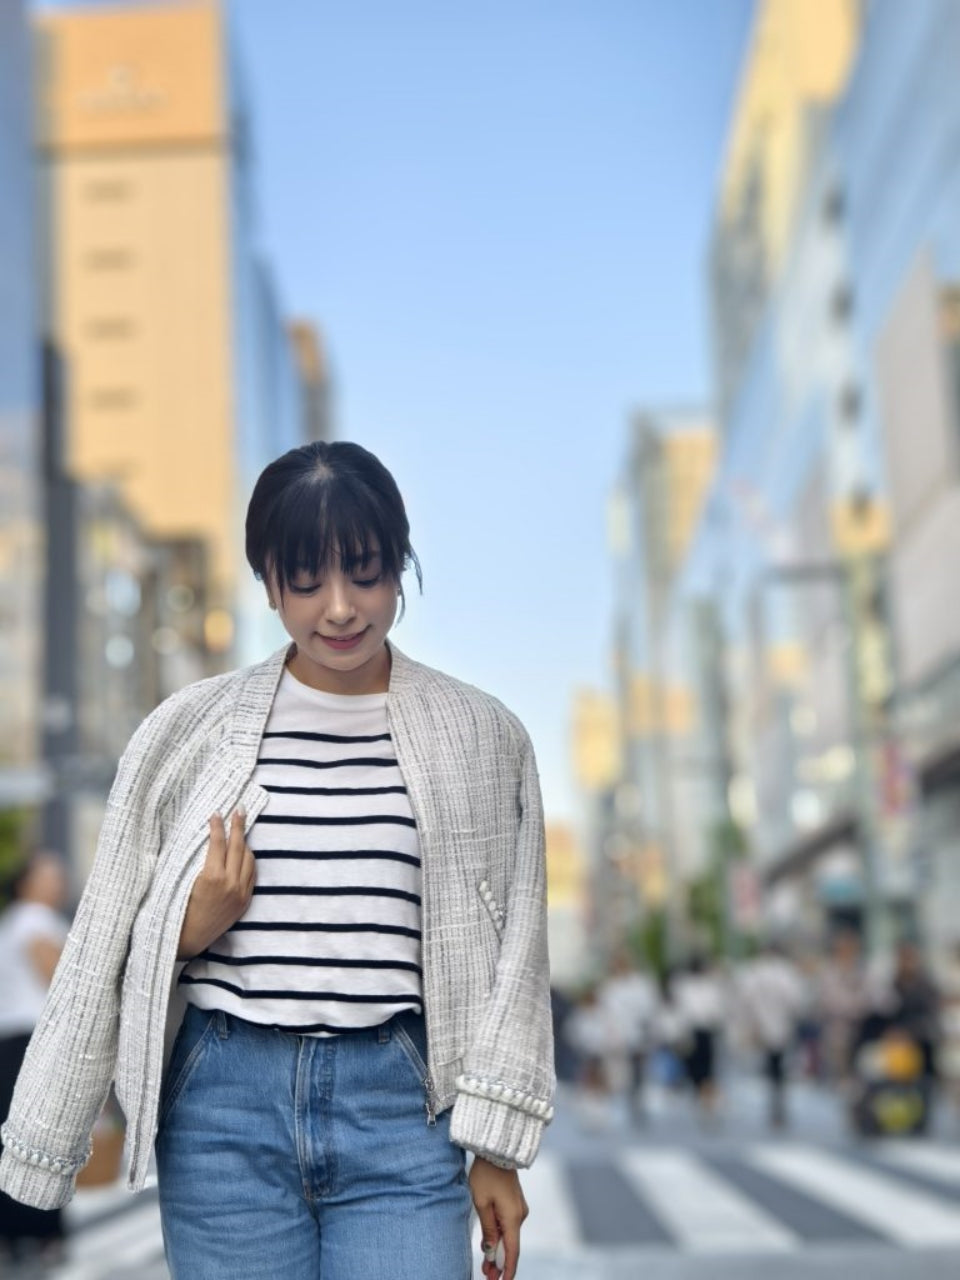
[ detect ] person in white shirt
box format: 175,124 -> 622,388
0,852 -> 69,1263
738,943 -> 810,1128
598,951 -> 658,1125
671,955 -> 726,1122
562,986 -> 618,1130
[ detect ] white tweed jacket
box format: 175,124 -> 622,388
0,641 -> 555,1210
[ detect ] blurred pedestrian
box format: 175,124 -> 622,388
937,940 -> 960,1129
551,985 -> 581,1084
849,940 -> 939,1136
672,955 -> 726,1123
886,940 -> 940,1092
794,950 -> 825,1080
0,442 -> 555,1280
818,928 -> 870,1088
649,970 -> 687,1091
738,943 -> 810,1128
599,950 -> 657,1125
563,986 -> 618,1131
0,851 -> 69,1267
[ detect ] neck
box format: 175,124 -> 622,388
286,642 -> 391,695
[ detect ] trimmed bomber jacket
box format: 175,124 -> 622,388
0,641 -> 555,1209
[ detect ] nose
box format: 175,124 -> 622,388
323,576 -> 357,627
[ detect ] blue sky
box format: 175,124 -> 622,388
41,0 -> 755,821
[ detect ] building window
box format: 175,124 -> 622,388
85,249 -> 135,271
830,283 -> 854,323
89,388 -> 137,411
838,383 -> 862,424
822,185 -> 845,225
86,318 -> 136,341
84,180 -> 132,202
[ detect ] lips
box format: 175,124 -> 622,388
318,629 -> 368,650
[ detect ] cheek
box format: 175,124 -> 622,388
377,587 -> 400,625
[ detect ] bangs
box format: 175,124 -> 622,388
267,477 -> 404,592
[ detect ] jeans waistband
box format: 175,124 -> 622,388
187,1003 -> 424,1045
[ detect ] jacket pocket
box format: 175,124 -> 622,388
477,879 -> 506,941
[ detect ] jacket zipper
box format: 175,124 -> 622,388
424,1073 -> 438,1126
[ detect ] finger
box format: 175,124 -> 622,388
476,1211 -> 501,1276
501,1226 -> 520,1280
205,814 -> 228,868
224,808 -> 247,878
242,845 -> 257,900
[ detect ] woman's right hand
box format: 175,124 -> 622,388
176,810 -> 256,960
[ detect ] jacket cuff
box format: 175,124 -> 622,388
0,1147 -> 77,1210
449,1075 -> 554,1169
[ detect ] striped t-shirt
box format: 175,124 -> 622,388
180,666 -> 423,1035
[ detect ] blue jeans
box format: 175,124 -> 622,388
155,1005 -> 472,1279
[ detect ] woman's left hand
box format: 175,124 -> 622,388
469,1156 -> 529,1280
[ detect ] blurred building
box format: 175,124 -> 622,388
709,0 -> 860,421
0,0 -> 46,811
544,822 -> 589,989
571,686 -> 622,970
289,321 -> 332,445
630,0 -> 960,967
834,0 -> 960,961
34,0 -> 322,672
602,411 -> 716,959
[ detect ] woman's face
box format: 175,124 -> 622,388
266,550 -> 399,693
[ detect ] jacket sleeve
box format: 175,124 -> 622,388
448,722 -> 556,1169
0,712 -> 166,1209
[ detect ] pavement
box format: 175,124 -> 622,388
10,1070 -> 960,1279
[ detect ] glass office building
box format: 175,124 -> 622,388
0,0 -> 44,805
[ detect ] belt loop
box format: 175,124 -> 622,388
216,1009 -> 230,1039
378,1021 -> 391,1044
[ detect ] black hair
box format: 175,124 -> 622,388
245,441 -> 422,616
0,849 -> 65,908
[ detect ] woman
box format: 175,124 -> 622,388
672,954 -> 726,1123
0,851 -> 69,1264
0,442 -> 555,1280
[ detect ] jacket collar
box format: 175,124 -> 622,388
228,638 -> 421,773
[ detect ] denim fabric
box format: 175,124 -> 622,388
155,1005 -> 472,1279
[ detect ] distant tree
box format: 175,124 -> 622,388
0,806 -> 33,906
628,909 -> 668,979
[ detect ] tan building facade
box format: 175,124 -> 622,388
35,0 -> 310,641
36,1 -> 238,600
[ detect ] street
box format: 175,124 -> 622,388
25,1072 -> 960,1280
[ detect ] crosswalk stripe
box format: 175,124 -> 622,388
617,1150 -> 798,1253
874,1141 -> 960,1185
517,1153 -> 580,1251
51,1140 -> 960,1274
749,1145 -> 960,1246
